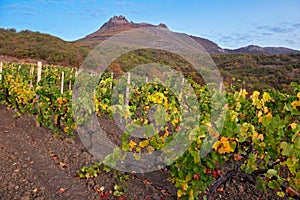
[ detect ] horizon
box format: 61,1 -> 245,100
0,0 -> 300,50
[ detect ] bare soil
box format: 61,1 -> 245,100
0,104 -> 288,199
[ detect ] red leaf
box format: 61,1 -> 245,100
234,154 -> 243,161
205,167 -> 211,174
145,195 -> 152,200
58,188 -> 66,193
212,170 -> 220,179
143,180 -> 152,185
99,192 -> 108,198
193,174 -> 200,180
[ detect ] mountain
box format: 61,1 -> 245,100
75,15 -> 226,54
75,15 -> 300,55
75,15 -> 168,49
227,45 -> 300,55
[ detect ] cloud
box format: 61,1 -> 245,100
293,23 -> 300,28
261,32 -> 273,36
285,39 -> 296,45
48,0 -> 59,4
18,11 -> 36,15
257,25 -> 290,33
257,21 -> 300,34
6,3 -> 19,9
23,5 -> 37,11
6,3 -> 37,16
79,7 -> 107,19
35,0 -> 59,4
114,2 -> 135,6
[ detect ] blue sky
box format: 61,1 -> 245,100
0,0 -> 300,50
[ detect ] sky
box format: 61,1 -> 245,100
0,0 -> 300,50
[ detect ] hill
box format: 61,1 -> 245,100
0,16 -> 299,91
0,28 -> 89,67
226,45 -> 299,54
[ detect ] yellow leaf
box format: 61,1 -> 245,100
290,123 -> 297,130
205,122 -> 212,127
239,89 -> 248,99
220,136 -> 228,143
291,101 -> 300,110
189,191 -> 194,200
257,110 -> 263,118
163,97 -> 168,110
251,91 -> 260,99
262,92 -> 271,102
231,110 -> 238,121
213,141 -> 221,150
258,134 -> 264,141
172,118 -> 179,126
182,182 -> 188,191
135,147 -> 141,153
163,132 -> 169,138
214,137 -> 236,154
263,106 -> 269,114
297,92 -> 300,100
147,146 -> 155,154
139,140 -> 149,148
133,153 -> 141,160
185,175 -> 192,182
259,113 -> 272,124
174,107 -> 178,113
129,140 -> 136,151
253,131 -> 258,138
177,189 -> 183,197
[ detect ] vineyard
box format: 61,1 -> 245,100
0,61 -> 299,199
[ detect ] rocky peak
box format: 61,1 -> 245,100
109,15 -> 129,25
99,15 -> 131,31
158,23 -> 168,28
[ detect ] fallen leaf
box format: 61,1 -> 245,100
143,180 -> 152,185
99,192 -> 108,198
217,187 -> 224,192
59,162 -> 68,169
145,195 -> 152,200
99,186 -> 105,192
286,187 -> 300,197
58,188 -> 66,193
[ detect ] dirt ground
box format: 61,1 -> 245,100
0,104 -> 288,199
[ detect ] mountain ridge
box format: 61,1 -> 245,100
75,15 -> 300,55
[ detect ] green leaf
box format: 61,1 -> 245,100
276,191 -> 285,197
268,180 -> 280,189
280,141 -> 293,156
267,169 -> 278,177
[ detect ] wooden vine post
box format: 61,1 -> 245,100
61,71 -> 64,94
110,73 -> 114,90
36,61 -> 42,127
125,72 -> 131,106
29,65 -> 34,88
0,61 -> 2,81
69,68 -> 74,91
